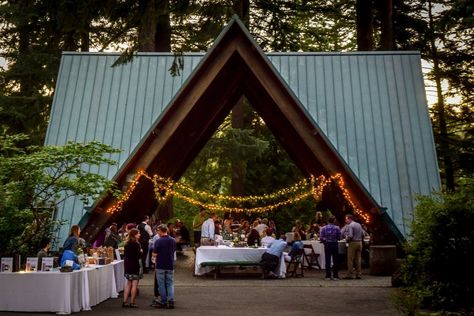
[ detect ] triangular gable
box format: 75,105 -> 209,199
80,16 -> 401,243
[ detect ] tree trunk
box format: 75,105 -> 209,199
232,0 -> 250,26
64,31 -> 78,51
80,25 -> 90,52
428,0 -> 455,191
356,0 -> 374,50
154,0 -> 171,52
377,0 -> 393,50
138,0 -> 157,52
18,0 -> 32,94
231,98 -> 245,197
230,1 -> 249,197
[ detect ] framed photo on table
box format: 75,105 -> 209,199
41,257 -> 54,271
26,257 -> 38,272
1,257 -> 13,272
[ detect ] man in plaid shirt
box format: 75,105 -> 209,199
319,216 -> 342,280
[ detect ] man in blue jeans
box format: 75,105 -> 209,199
153,224 -> 177,309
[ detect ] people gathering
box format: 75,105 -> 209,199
189,207 -> 369,280
46,206 -> 368,310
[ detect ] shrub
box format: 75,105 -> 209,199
397,179 -> 474,313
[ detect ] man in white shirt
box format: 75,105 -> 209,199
200,213 -> 217,246
261,228 -> 275,247
255,218 -> 269,236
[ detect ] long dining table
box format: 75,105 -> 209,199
0,260 -> 124,314
195,245 -> 286,278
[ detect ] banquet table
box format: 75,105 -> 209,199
86,263 -> 118,307
111,260 -> 125,293
0,260 -> 123,314
302,240 -> 347,269
195,246 -> 286,278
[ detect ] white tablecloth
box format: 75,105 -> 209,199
195,246 -> 286,278
111,260 -> 125,293
86,263 -> 118,307
0,260 -> 122,314
302,240 -> 347,269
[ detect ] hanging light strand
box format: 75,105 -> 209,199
106,171 -> 370,223
152,175 -> 311,203
106,170 -> 148,214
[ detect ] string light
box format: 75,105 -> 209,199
330,174 -> 370,223
106,170 -> 148,214
168,177 -> 311,203
106,171 -> 370,223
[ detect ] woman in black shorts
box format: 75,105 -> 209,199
123,228 -> 142,308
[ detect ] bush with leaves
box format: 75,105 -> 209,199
396,179 -> 474,313
0,133 -> 120,257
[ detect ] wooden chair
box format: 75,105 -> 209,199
286,249 -> 304,278
302,244 -> 321,269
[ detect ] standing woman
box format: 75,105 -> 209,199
123,228 -> 142,308
62,225 -> 80,251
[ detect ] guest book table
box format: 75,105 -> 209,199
0,260 -> 124,314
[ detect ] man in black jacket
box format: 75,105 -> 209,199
138,216 -> 153,273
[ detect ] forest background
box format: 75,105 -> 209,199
0,1 -> 473,312
0,0 -> 472,254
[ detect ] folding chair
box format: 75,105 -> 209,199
302,244 -> 321,269
286,249 -> 304,278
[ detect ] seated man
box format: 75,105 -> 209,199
261,228 -> 275,248
37,238 -> 50,268
260,233 -> 287,278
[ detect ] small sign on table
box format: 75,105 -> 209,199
26,257 -> 38,272
1,257 -> 13,272
41,257 -> 54,271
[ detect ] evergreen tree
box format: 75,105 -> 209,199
0,0 -> 106,145
395,0 -> 473,190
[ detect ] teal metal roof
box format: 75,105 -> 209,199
45,51 -> 440,245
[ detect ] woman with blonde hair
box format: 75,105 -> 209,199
123,228 -> 142,308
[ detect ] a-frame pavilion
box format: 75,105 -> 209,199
45,17 -> 440,246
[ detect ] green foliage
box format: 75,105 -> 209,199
0,0 -> 112,145
397,178 -> 474,313
252,0 -> 356,51
0,133 -> 120,257
178,100 -> 317,231
396,0 -> 474,188
180,107 -> 269,196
